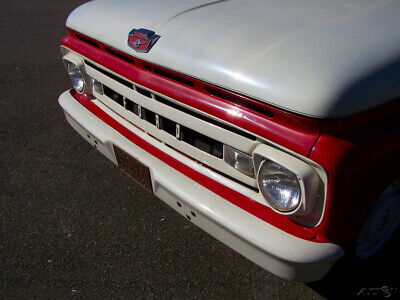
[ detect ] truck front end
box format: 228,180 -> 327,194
58,0 -> 400,282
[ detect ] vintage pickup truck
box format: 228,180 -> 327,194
58,0 -> 400,282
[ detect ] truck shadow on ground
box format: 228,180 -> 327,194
308,231 -> 400,299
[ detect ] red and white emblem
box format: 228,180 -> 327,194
127,28 -> 160,53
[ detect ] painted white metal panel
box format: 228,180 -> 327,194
67,0 -> 400,118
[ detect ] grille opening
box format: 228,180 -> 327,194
85,61 -> 132,88
135,85 -> 152,98
181,126 -> 223,158
101,86 -> 245,171
75,33 -> 100,48
125,99 -> 139,115
154,94 -> 256,141
145,64 -> 194,87
104,86 -> 124,106
142,108 -> 157,126
104,46 -> 136,65
160,116 -> 176,136
205,87 -> 274,118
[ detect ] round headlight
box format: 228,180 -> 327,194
67,62 -> 85,92
258,160 -> 301,212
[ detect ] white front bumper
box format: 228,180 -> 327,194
58,90 -> 343,282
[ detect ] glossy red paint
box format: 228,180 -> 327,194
62,30 -> 320,157
309,102 -> 400,248
70,89 -> 318,241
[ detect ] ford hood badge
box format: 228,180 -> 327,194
128,28 -> 160,53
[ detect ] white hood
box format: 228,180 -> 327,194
67,0 -> 400,118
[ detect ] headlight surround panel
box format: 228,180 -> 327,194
66,62 -> 85,92
253,144 -> 323,226
62,52 -> 92,94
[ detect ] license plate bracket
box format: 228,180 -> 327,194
113,145 -> 153,193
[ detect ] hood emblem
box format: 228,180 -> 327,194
128,28 -> 160,53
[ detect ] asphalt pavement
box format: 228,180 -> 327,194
1,1 -> 399,298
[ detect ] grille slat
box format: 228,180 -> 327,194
86,59 -> 255,141
102,85 -> 224,159
153,94 -> 255,140
86,60 -> 132,88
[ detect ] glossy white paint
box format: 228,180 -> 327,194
67,0 -> 400,118
59,90 -> 343,281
